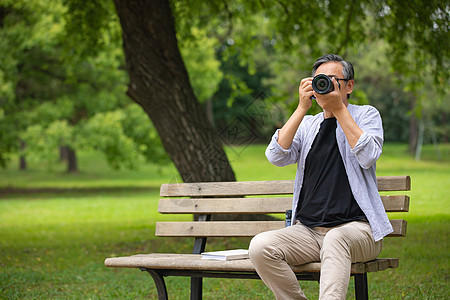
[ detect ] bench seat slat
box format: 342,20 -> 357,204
156,219 -> 407,237
104,253 -> 399,275
158,195 -> 410,214
160,176 -> 411,197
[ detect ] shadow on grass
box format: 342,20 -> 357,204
0,186 -> 160,199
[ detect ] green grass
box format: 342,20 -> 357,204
0,143 -> 449,299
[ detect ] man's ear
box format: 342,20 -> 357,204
346,79 -> 355,95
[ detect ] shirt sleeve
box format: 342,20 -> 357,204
350,106 -> 384,169
265,128 -> 302,167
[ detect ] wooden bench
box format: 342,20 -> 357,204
105,175 -> 411,300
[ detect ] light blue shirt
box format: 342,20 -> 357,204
265,104 -> 393,242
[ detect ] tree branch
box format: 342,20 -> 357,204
222,0 -> 234,37
274,0 -> 289,16
335,0 -> 356,55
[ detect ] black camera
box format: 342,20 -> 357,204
312,74 -> 340,95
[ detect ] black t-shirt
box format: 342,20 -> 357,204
295,117 -> 366,227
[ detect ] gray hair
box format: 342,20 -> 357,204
311,54 -> 354,80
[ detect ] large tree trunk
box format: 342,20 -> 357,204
114,0 -> 235,183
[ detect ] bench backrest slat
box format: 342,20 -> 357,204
376,175 -> 411,191
155,219 -> 407,237
159,176 -> 411,197
158,195 -> 410,214
160,180 -> 294,197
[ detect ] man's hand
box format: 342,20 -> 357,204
277,77 -> 313,149
314,77 -> 346,114
298,77 -> 314,111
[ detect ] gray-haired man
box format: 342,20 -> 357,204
249,54 -> 392,300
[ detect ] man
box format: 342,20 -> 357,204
248,54 -> 393,300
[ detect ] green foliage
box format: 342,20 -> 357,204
0,0 -> 62,165
179,28 -> 223,103
373,0 -> 449,87
0,0 -> 169,171
79,110 -> 143,170
20,120 -> 74,170
62,0 -> 120,60
172,0 -> 448,92
120,105 -> 170,166
172,0 -> 448,145
79,105 -> 169,169
348,39 -> 449,143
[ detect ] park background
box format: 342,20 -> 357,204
0,0 -> 448,299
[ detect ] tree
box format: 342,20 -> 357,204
112,0 -> 235,182
0,0 -> 169,172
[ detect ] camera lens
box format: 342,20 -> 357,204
317,79 -> 327,88
312,74 -> 333,94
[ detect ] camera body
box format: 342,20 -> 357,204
311,74 -> 340,95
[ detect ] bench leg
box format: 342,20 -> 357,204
190,277 -> 202,300
141,268 -> 168,300
354,273 -> 368,300
190,216 -> 210,300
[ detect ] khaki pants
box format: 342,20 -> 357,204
249,221 -> 382,300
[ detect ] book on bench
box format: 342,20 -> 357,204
201,249 -> 249,261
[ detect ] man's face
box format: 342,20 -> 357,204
315,62 -> 354,104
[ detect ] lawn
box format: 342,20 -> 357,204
0,143 -> 449,299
